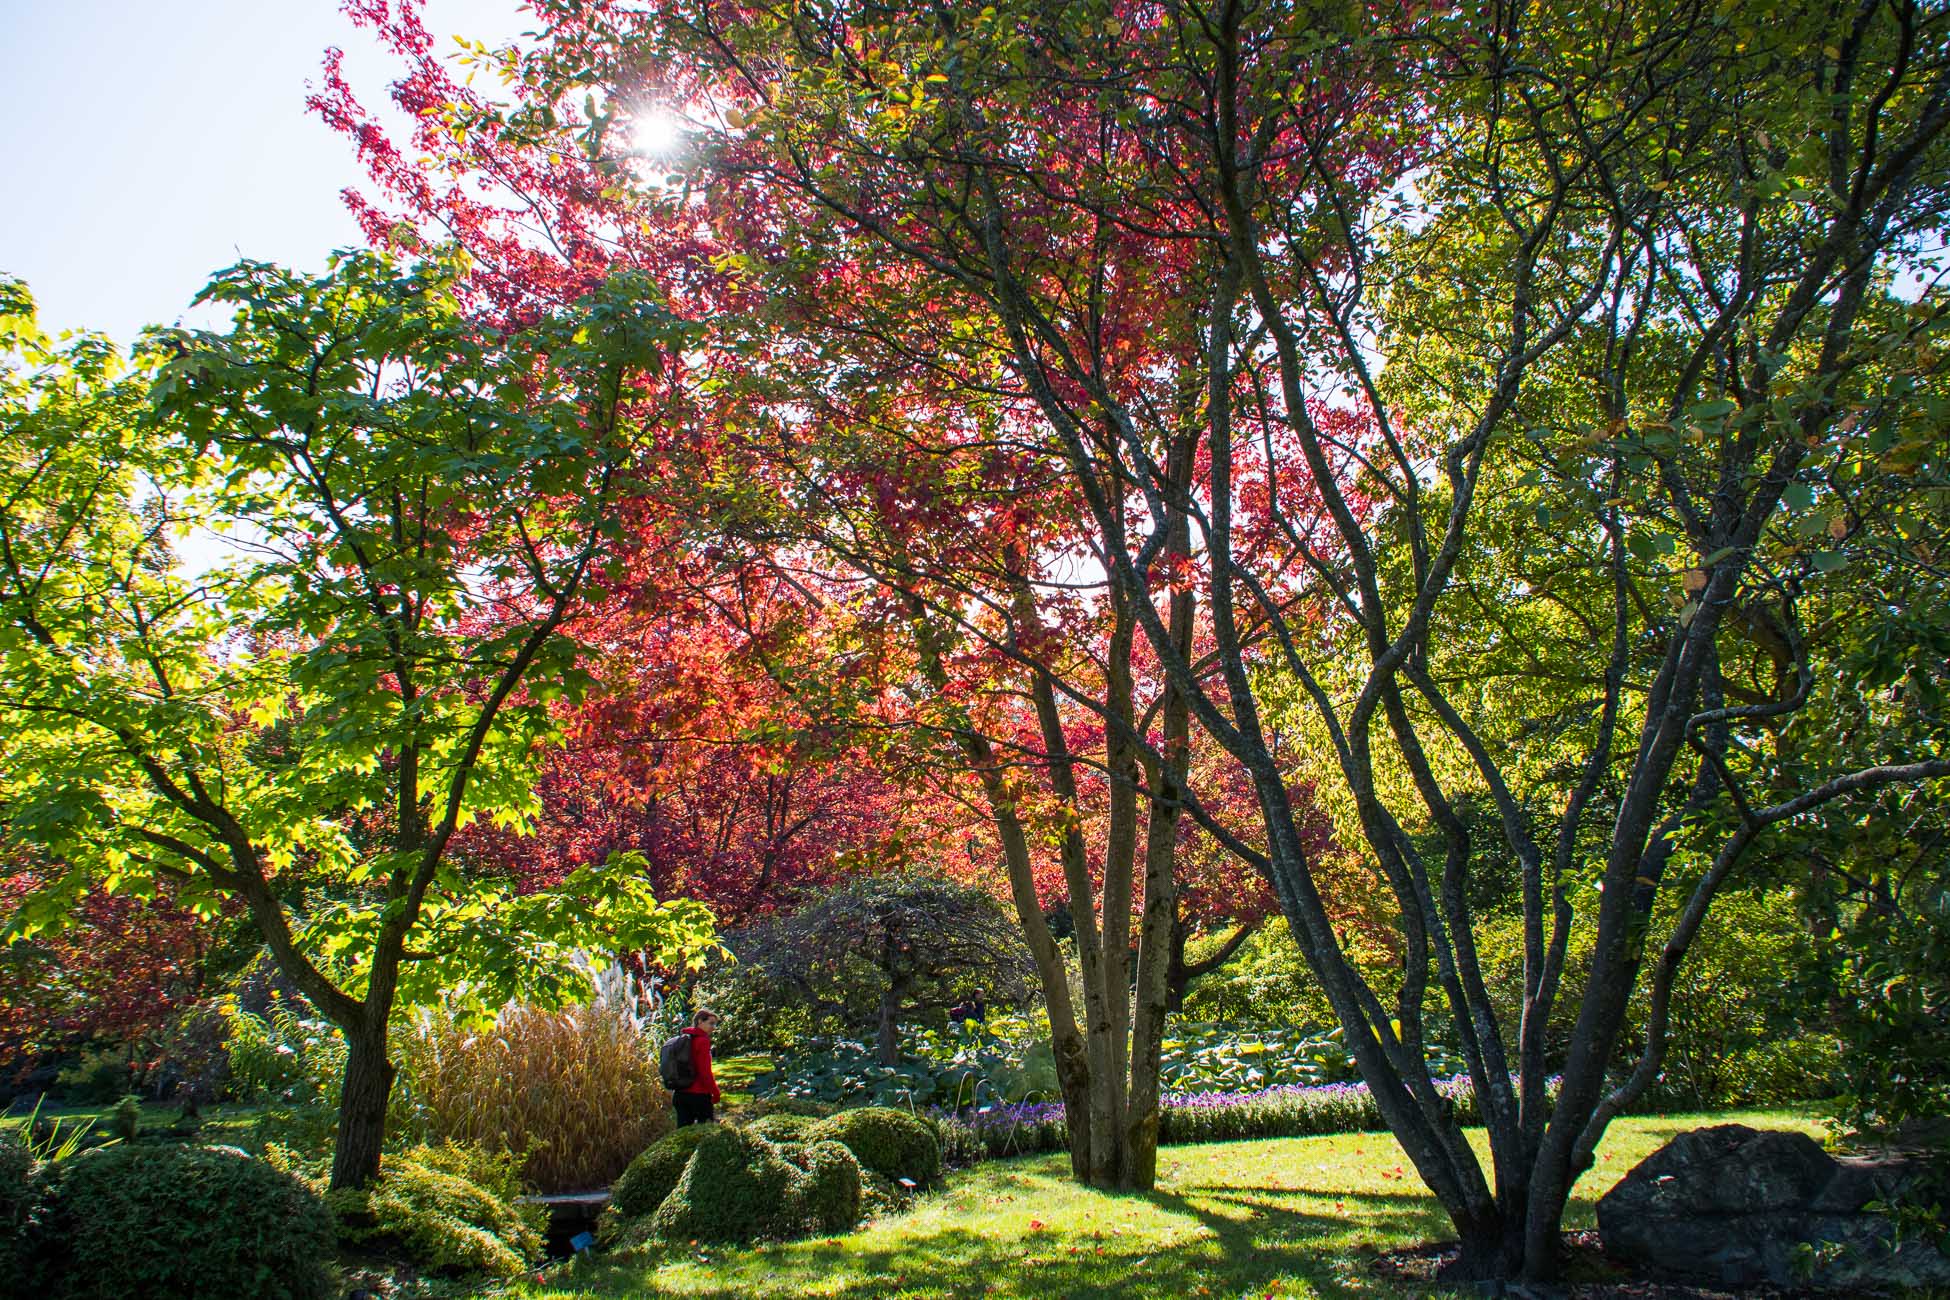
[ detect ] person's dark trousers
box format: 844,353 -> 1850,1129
674,1091 -> 715,1126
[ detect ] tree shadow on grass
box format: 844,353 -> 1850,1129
1134,1185 -> 1447,1297
575,1181 -> 1452,1299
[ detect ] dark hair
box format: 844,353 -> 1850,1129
693,1009 -> 719,1027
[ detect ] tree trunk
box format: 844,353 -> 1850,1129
1122,518 -> 1194,1191
1165,913 -> 1260,1013
1124,762 -> 1180,1190
330,1017 -> 397,1192
875,986 -> 902,1066
1453,1218 -> 1528,1283
961,730 -> 1096,1181
1165,916 -> 1193,1014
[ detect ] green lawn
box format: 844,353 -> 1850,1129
522,1108 -> 1826,1300
713,1053 -> 775,1109
0,1098 -> 262,1138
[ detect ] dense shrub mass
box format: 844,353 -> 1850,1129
792,1139 -> 863,1234
606,1125 -> 866,1247
1474,895 -> 1841,1110
0,1129 -> 35,1288
0,1129 -> 31,1209
1633,891 -> 1840,1108
648,1126 -> 805,1242
608,1122 -> 727,1218
30,1144 -> 335,1300
331,1142 -> 544,1278
745,1112 -> 819,1143
807,1106 -> 942,1186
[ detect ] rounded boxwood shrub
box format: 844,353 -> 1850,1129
793,1139 -> 862,1234
34,1143 -> 335,1300
331,1142 -> 543,1278
806,1106 -> 942,1186
648,1126 -> 804,1243
608,1122 -> 728,1218
745,1112 -> 818,1144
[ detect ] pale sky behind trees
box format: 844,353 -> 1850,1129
2,0 -> 528,342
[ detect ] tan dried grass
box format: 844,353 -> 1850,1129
400,999 -> 672,1193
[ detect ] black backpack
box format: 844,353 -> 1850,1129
659,1031 -> 696,1091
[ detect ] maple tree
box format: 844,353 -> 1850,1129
723,873 -> 1035,1063
439,0 -> 1950,1277
457,592 -> 921,925
309,0 -> 1950,1270
0,858 -> 217,1089
426,0 -> 1375,1193
0,261 -> 716,1189
316,0 -> 1237,1191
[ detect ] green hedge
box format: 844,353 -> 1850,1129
603,1124 -> 865,1248
29,1144 -> 335,1300
0,1130 -> 35,1288
608,1122 -> 728,1219
795,1139 -> 863,1234
806,1107 -> 941,1186
745,1112 -> 819,1144
648,1126 -> 805,1243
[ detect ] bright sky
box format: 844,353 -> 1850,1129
1,0 -> 531,343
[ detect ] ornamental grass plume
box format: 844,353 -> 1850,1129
399,981 -> 672,1194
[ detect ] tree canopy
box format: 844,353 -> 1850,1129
1,0 -> 1945,1283
0,257 -> 717,1186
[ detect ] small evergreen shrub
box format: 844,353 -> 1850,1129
806,1106 -> 942,1186
601,1127 -> 865,1247
0,1128 -> 33,1219
746,1112 -> 818,1143
793,1139 -> 862,1234
608,1122 -> 727,1218
648,1125 -> 804,1242
1,1130 -> 36,1287
331,1142 -> 544,1278
33,1144 -> 335,1300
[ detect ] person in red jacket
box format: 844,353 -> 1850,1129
673,1009 -> 722,1126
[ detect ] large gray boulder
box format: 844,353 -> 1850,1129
1597,1123 -> 1950,1290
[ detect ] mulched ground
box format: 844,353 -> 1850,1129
1370,1230 -> 1868,1299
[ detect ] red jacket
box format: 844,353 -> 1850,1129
680,1026 -> 719,1100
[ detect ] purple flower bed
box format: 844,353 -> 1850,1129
936,1073 -> 1542,1164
